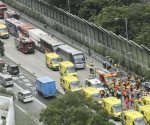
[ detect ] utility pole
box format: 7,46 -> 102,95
67,0 -> 70,13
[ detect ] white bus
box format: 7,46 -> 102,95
58,45 -> 86,69
40,35 -> 64,53
28,28 -> 48,51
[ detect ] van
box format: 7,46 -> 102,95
45,53 -> 61,70
59,61 -> 77,77
18,90 -> 33,103
122,110 -> 145,125
82,87 -> 102,104
139,105 -> 150,125
0,73 -> 13,87
7,64 -> 19,75
60,75 -> 81,92
85,77 -> 105,92
0,23 -> 9,39
102,97 -> 122,120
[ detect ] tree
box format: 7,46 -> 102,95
40,92 -> 114,125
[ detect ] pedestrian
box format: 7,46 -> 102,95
125,101 -> 130,110
88,48 -> 91,57
130,96 -> 134,106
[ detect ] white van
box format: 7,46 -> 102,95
18,90 -> 33,103
0,73 -> 13,87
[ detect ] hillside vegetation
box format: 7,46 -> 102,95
48,0 -> 150,49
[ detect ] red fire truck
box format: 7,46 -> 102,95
14,36 -> 35,54
0,1 -> 7,19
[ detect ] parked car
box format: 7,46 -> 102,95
18,90 -> 33,103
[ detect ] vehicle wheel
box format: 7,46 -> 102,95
37,90 -> 42,95
17,46 -> 19,51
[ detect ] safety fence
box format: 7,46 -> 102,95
3,0 -> 150,75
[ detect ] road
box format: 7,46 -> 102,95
1,18 -> 121,125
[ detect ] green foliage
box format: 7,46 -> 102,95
40,92 -> 114,125
0,86 -> 16,100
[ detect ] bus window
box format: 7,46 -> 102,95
73,54 -> 85,63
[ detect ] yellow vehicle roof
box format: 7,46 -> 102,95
139,105 -> 150,112
60,61 -> 74,67
102,97 -> 121,105
62,75 -> 79,83
45,53 -> 59,58
123,110 -> 143,119
142,96 -> 150,102
82,87 -> 99,95
0,23 -> 7,28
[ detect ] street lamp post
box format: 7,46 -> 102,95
114,17 -> 131,73
67,0 -> 70,13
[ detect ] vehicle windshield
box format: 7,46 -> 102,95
94,83 -> 103,89
105,76 -> 116,82
53,45 -> 59,52
12,66 -> 19,70
0,28 -> 7,33
74,54 -> 85,64
134,117 -> 145,125
66,66 -> 76,74
92,93 -> 101,101
112,104 -> 122,113
24,93 -> 32,97
23,42 -> 34,48
6,78 -> 12,81
70,81 -> 79,89
52,58 -> 60,64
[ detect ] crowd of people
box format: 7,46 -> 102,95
105,72 -> 149,110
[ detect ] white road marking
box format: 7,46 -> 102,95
23,79 -> 30,83
25,82 -> 32,87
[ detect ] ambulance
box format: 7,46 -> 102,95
45,53 -> 61,70
59,61 -> 77,77
60,75 -> 81,92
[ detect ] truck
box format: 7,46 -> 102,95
122,110 -> 145,125
59,61 -> 77,77
0,1 -> 7,19
96,70 -> 117,88
60,75 -> 81,92
35,76 -> 56,97
139,105 -> 150,125
28,28 -> 48,51
45,52 -> 61,70
102,97 -> 122,120
18,23 -> 33,37
0,23 -> 9,39
141,96 -> 150,105
4,9 -> 20,20
82,87 -> 102,104
14,36 -> 35,54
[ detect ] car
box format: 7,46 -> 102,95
18,90 -> 33,103
7,64 -> 19,75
